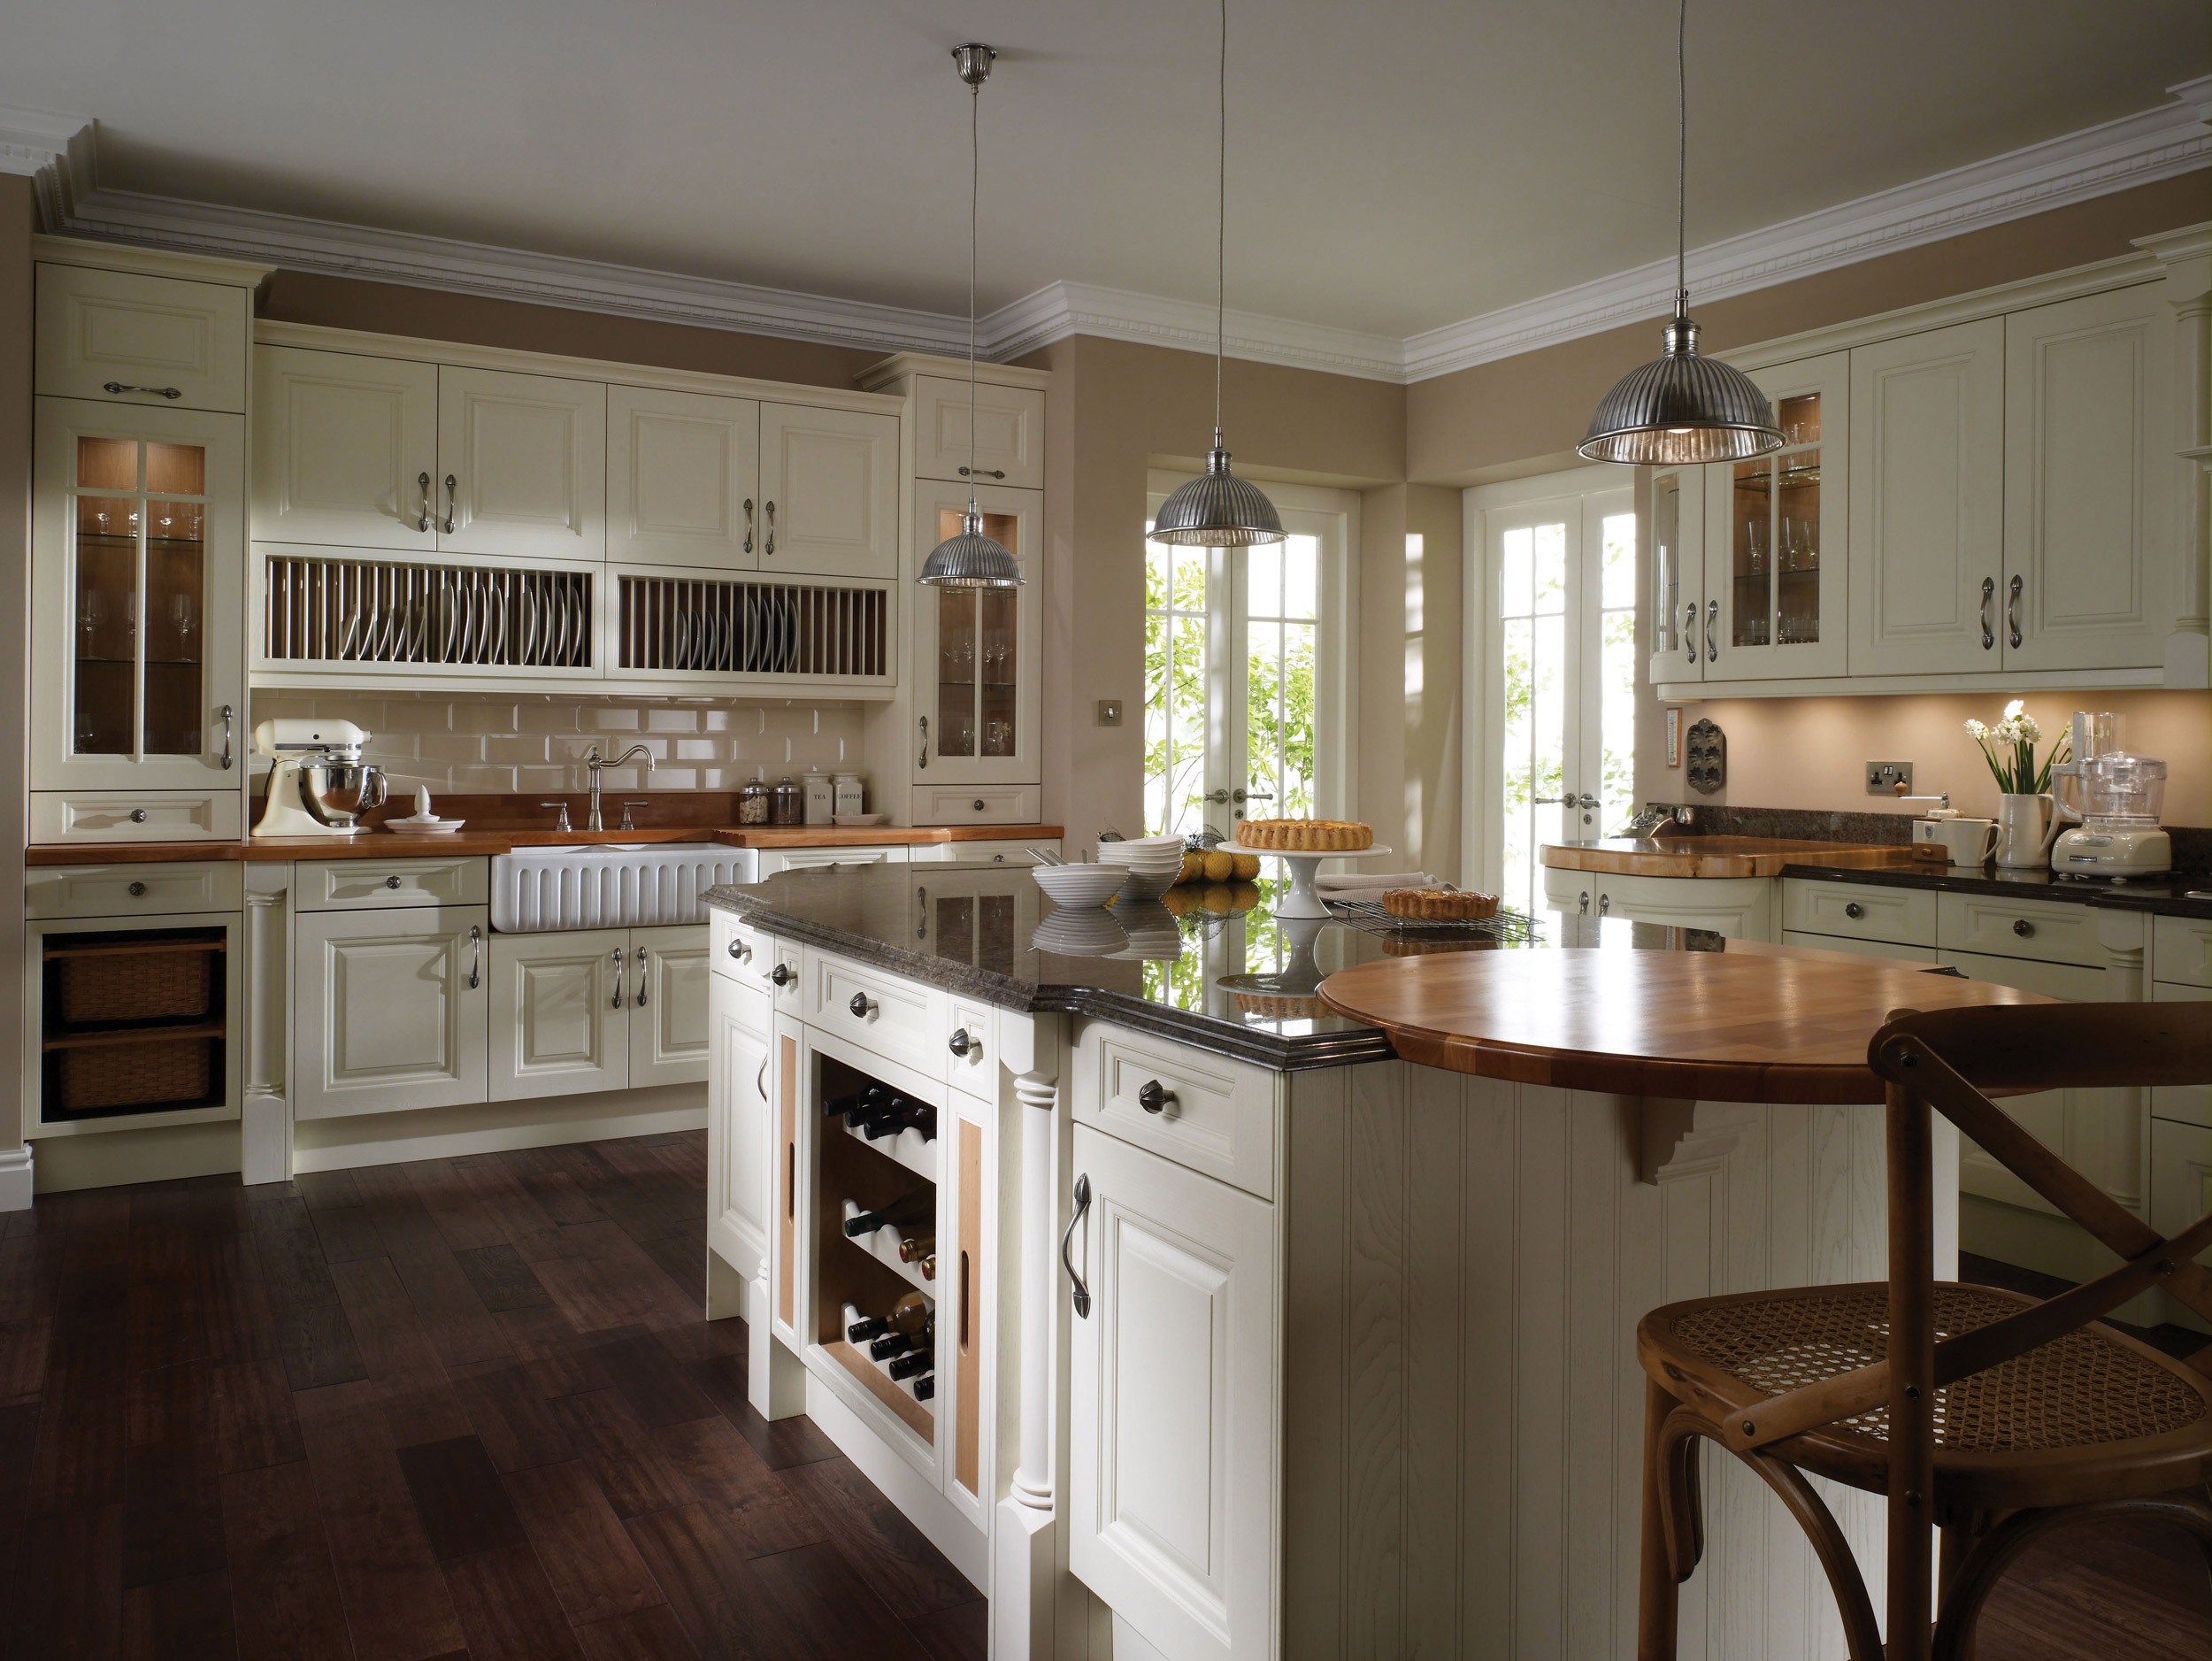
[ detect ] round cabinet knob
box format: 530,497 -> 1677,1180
973,799 -> 986,812
1136,1079 -> 1172,1115
993,853 -> 1006,863
770,963 -> 794,987
130,809 -> 148,823
385,874 -> 403,890
2013,919 -> 2034,938
127,880 -> 147,897
848,991 -> 874,1019
948,1027 -> 972,1057
728,939 -> 751,961
1844,903 -> 1863,919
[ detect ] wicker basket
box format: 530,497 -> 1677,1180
58,1036 -> 214,1111
56,945 -> 215,1027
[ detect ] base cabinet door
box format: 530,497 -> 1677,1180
296,905 -> 488,1119
1069,1124 -> 1276,1661
488,928 -> 628,1102
709,988 -> 773,1280
631,924 -> 712,1087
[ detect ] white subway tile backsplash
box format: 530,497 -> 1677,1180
249,693 -> 861,796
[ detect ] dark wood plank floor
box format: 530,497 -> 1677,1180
0,1134 -> 2200,1658
0,1132 -> 984,1661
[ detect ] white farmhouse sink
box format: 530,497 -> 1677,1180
491,844 -> 759,932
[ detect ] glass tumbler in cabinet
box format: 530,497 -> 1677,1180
32,399 -> 245,794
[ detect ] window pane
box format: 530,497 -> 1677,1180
1282,536 -> 1317,620
1500,615 -> 1535,918
1248,543 -> 1280,621
1173,548 -> 1207,615
1170,610 -> 1208,834
1279,620 -> 1315,817
1500,527 -> 1532,618
1532,522 -> 1566,616
1247,619 -> 1282,810
1601,512 -> 1636,611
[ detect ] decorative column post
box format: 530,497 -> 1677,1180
996,1061 -> 1062,1661
240,865 -> 294,1186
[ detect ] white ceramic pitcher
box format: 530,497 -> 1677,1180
1994,792 -> 2060,869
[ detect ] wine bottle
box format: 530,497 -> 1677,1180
842,1085 -> 892,1128
897,1234 -> 936,1264
902,1100 -> 939,1141
919,1252 -> 937,1281
845,1187 -> 933,1238
870,1331 -> 920,1362
912,1375 -> 935,1401
847,1315 -> 888,1342
823,1088 -> 866,1120
847,1291 -> 929,1349
887,1350 -> 933,1381
861,1108 -> 905,1141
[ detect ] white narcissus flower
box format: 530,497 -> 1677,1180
1965,719 -> 1987,739
2003,698 -> 2024,721
2014,711 -> 2041,742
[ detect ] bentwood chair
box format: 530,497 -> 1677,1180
1634,1001 -> 2212,1661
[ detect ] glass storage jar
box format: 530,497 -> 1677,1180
738,779 -> 771,825
770,776 -> 803,827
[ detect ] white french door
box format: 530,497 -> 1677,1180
1142,475 -> 1356,840
1466,471 -> 1637,919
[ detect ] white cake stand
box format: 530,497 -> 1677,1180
1248,843 -> 1394,919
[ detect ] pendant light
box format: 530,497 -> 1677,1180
1146,0 -> 1284,548
920,42 -> 1024,588
1578,0 -> 1782,465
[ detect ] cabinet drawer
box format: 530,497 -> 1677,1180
31,789 -> 244,844
2152,981 -> 2212,1128
1073,1019 -> 1278,1200
27,862 -> 243,919
1938,949 -> 2103,1002
296,856 -> 489,911
1782,880 -> 1935,946
1780,930 -> 1938,965
2154,917 -> 2212,989
918,839 -> 1057,867
710,910 -> 799,1004
946,997 -> 995,1096
1937,891 -> 2103,968
36,262 -> 250,412
806,950 -> 945,1081
755,845 -> 908,877
910,784 -> 1042,827
913,375 -> 1044,490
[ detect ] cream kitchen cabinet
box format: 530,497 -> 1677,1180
1846,319 -> 2007,676
910,480 -> 1044,790
36,258 -> 253,414
756,845 -> 910,877
757,403 -> 899,581
30,396 -> 247,827
607,383 -> 761,571
1068,1119 -> 1278,1661
437,365 -> 607,561
252,346 -> 440,550
708,983 -> 775,1297
488,923 -> 710,1101
2002,283 -> 2175,673
295,904 -> 490,1119
1541,865 -> 1775,939
910,373 -> 1045,490
1647,465 -> 1706,683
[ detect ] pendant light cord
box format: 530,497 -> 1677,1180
1214,0 -> 1226,444
968,77 -> 981,513
1674,0 -> 1687,316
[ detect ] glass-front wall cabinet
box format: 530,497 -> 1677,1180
912,481 -> 1041,787
1701,351 -> 1847,681
33,399 -> 245,792
1647,466 -> 1704,683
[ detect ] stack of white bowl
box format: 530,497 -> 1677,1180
1097,834 -> 1186,900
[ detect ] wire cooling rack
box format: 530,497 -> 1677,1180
1323,896 -> 1542,943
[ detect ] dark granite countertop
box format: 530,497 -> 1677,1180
1779,861 -> 2212,920
706,864 -> 1990,1070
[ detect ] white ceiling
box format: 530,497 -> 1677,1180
6,0 -> 2208,340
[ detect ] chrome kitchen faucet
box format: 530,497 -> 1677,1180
581,743 -> 654,831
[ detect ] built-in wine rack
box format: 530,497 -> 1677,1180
617,574 -> 888,679
261,554 -> 594,669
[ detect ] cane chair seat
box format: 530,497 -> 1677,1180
1640,1280 -> 2212,1508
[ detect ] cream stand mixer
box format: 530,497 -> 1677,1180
2049,710 -> 2171,879
252,718 -> 388,836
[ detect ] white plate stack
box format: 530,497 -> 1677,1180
1097,834 -> 1185,900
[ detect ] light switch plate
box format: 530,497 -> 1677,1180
1095,699 -> 1124,727
1865,760 -> 1913,795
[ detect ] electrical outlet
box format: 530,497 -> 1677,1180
1095,699 -> 1124,727
1865,759 -> 1914,796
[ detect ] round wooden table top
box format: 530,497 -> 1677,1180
1317,947 -> 2055,1103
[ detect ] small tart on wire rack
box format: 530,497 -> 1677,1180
1381,888 -> 1500,921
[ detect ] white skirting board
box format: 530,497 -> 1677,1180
291,1083 -> 705,1173
0,1144 -> 33,1211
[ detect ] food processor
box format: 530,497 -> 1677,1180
2050,711 -> 2170,879
252,718 -> 388,837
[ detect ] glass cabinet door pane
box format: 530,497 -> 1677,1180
144,488 -> 207,755
1652,473 -> 1681,657
1776,448 -> 1822,645
935,583 -> 976,758
73,491 -> 136,755
979,587 -> 1016,757
932,506 -> 1020,763
1730,457 -> 1770,648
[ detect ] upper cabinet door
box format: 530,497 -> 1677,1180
253,346 -> 440,549
608,385 -> 761,571
910,479 -> 1041,787
1649,466 -> 1704,685
36,263 -> 249,413
1701,351 -> 1848,682
2003,285 -> 2174,673
913,374 -> 1044,490
437,366 -> 607,561
758,404 -> 899,581
1846,319 -> 2006,676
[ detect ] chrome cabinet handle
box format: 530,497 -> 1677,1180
728,937 -> 752,961
771,963 -> 794,987
611,947 -> 626,1010
1980,576 -> 1995,650
2008,573 -> 2023,649
1578,890 -> 1589,915
959,465 -> 1006,480
468,925 -> 481,989
757,1057 -> 769,1100
101,381 -> 180,399
1706,599 -> 1719,661
848,991 -> 874,1019
2013,919 -> 2034,938
948,1027 -> 973,1057
918,715 -> 929,771
385,874 -> 402,889
635,945 -> 649,1006
1136,1079 -> 1171,1115
442,474 -> 458,535
1685,602 -> 1699,663
417,473 -> 433,534
1061,1173 -> 1092,1319
219,704 -> 234,770
1597,893 -> 1610,916
764,500 -> 776,558
742,498 -> 755,555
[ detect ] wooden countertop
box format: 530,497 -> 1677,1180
1540,835 -> 1919,879
26,824 -> 1064,865
1317,947 -> 2051,1103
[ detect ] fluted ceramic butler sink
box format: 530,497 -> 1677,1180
490,844 -> 759,932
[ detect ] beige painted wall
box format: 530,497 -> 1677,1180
0,180 -> 28,1157
1358,483 -> 1463,877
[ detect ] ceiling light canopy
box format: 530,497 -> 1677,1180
920,42 -> 1023,589
1147,0 -> 1284,548
1578,0 -> 1782,467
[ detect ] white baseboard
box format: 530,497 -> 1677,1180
803,1370 -> 990,1591
291,1084 -> 706,1173
0,1145 -> 32,1211
32,1119 -> 239,1195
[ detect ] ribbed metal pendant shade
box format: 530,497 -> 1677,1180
920,509 -> 1022,587
1149,442 -> 1285,547
1578,311 -> 1783,465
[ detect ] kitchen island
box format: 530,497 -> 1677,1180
705,864 -> 2044,1661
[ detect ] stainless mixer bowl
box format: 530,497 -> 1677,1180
296,759 -> 388,827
